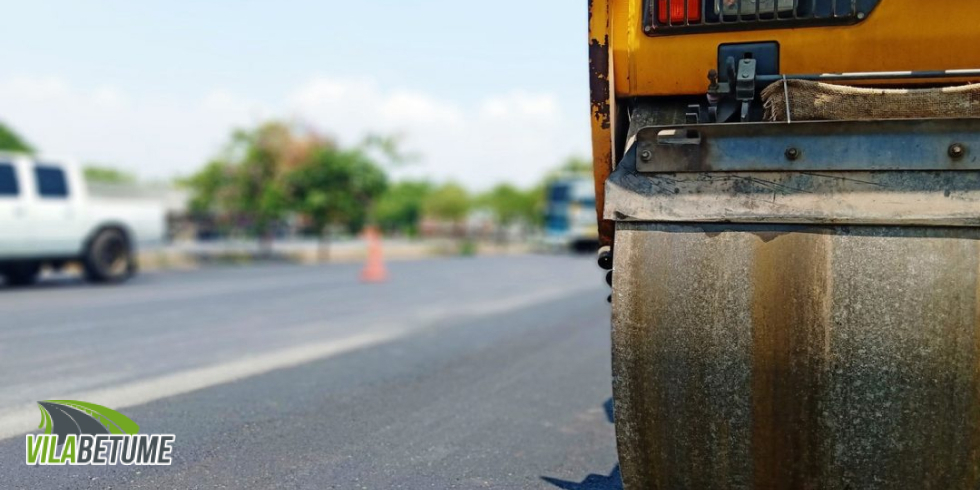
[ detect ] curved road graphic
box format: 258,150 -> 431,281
38,402 -> 109,445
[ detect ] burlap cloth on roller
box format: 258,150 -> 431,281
762,79 -> 980,121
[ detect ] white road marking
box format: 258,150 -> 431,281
0,285 -> 597,441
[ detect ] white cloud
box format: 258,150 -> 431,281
0,76 -> 267,178
0,75 -> 590,189
0,76 -> 70,101
287,77 -> 462,135
480,91 -> 560,121
285,77 -> 589,188
382,91 -> 462,126
91,86 -> 126,108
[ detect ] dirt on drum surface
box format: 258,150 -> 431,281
612,222 -> 980,489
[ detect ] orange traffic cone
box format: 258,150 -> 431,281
360,226 -> 388,283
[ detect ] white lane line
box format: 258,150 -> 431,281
0,332 -> 397,442
0,284 -> 598,441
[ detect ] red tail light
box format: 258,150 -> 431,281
658,0 -> 701,24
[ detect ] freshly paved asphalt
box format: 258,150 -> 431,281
0,255 -> 620,489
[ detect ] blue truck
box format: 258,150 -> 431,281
543,176 -> 598,253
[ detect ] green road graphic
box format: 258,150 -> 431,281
36,400 -> 139,443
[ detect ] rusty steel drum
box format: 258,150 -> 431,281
611,222 -> 980,489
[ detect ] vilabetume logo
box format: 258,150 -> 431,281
26,400 -> 175,466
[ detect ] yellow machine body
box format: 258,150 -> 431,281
589,0 -> 980,245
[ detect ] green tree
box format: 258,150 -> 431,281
361,133 -> 420,167
184,160 -> 234,215
226,123 -> 294,239
372,180 -> 432,236
559,156 -> 592,175
83,165 -> 136,184
525,183 -> 547,227
285,146 -> 388,258
477,183 -> 538,226
0,121 -> 34,153
542,156 -> 592,185
423,182 -> 471,224
186,121 -> 320,242
185,121 -> 397,258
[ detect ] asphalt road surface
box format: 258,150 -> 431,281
0,255 -> 619,489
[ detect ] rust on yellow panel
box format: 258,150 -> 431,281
611,0 -> 980,96
589,0 -> 616,247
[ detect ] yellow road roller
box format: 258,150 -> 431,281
589,1 -> 980,488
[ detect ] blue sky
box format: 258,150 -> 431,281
0,1 -> 592,188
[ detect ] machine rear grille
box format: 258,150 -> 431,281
644,0 -> 879,35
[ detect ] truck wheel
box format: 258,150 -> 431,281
83,229 -> 134,283
0,262 -> 41,287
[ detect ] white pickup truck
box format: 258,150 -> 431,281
0,153 -> 165,285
